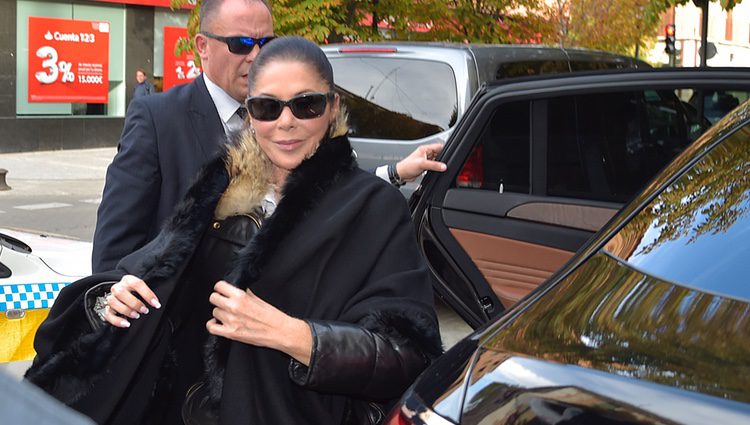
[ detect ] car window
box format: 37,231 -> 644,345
456,101 -> 530,192
681,89 -> 750,124
495,61 -> 570,79
546,90 -> 705,203
569,60 -> 638,71
495,60 -> 634,80
604,121 -> 750,300
454,88 -> 742,203
329,57 -> 458,140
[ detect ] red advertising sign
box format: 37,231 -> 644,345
93,0 -> 193,9
28,17 -> 110,103
163,26 -> 201,91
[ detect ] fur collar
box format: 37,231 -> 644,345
131,106 -> 352,284
215,106 -> 350,219
221,106 -> 353,288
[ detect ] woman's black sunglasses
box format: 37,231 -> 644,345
245,93 -> 334,121
202,31 -> 275,55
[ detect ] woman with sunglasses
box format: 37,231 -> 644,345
27,36 -> 442,425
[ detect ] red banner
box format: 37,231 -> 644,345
28,17 -> 110,104
93,0 -> 194,9
162,26 -> 201,91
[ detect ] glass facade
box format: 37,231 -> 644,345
4,0 -> 192,152
153,9 -> 188,80
16,0 -> 127,117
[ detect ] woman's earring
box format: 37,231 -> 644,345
250,126 -> 256,135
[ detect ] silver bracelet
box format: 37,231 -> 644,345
93,292 -> 110,322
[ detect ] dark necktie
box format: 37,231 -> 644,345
236,106 -> 248,120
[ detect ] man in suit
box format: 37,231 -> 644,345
132,69 -> 154,100
93,0 -> 445,273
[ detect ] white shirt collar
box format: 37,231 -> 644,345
261,188 -> 278,217
203,74 -> 242,132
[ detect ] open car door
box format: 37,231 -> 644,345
410,68 -> 750,327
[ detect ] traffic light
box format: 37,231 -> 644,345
665,24 -> 676,55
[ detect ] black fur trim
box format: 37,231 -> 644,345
135,156 -> 230,282
25,325 -> 121,404
202,334 -> 226,405
359,309 -> 444,360
25,157 -> 230,405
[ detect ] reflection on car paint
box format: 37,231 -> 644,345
605,124 -> 750,300
483,253 -> 750,403
461,354 -> 750,425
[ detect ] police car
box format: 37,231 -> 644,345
0,228 -> 91,369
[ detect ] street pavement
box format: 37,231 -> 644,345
0,148 -> 473,358
0,147 -> 114,240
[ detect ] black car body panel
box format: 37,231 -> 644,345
391,98 -> 750,425
410,68 -> 750,328
458,352 -> 750,425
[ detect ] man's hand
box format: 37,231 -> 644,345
395,143 -> 447,182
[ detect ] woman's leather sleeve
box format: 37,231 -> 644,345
288,320 -> 430,400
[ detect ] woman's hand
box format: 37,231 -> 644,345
103,274 -> 161,328
207,281 -> 313,365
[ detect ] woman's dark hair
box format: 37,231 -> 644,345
247,36 -> 334,94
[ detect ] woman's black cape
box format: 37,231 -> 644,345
25,134 -> 442,424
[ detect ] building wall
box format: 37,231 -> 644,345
648,2 -> 750,67
0,0 -> 157,153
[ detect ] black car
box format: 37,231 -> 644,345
388,96 -> 750,424
323,42 -> 648,177
409,68 -> 750,328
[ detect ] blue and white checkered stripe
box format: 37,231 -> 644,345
0,282 -> 69,312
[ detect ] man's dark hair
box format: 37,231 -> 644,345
200,0 -> 271,32
247,36 -> 334,94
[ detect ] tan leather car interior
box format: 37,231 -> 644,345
449,228 -> 574,308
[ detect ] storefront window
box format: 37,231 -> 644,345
153,10 -> 189,83
16,0 -> 127,117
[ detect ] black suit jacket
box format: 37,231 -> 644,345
92,75 -> 226,272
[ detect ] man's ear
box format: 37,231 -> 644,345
195,33 -> 209,63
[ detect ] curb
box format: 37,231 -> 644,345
0,169 -> 11,191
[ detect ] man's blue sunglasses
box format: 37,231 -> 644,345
202,32 -> 275,55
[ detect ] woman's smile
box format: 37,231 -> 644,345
273,139 -> 304,151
